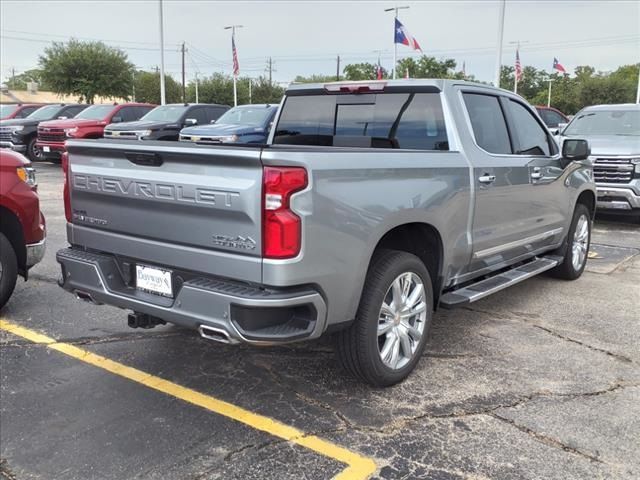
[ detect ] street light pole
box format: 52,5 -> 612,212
224,25 -> 243,107
494,0 -> 506,88
384,5 -> 409,79
158,0 -> 166,105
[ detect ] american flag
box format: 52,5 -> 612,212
515,49 -> 522,81
232,33 -> 239,77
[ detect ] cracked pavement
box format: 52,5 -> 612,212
1,163 -> 639,479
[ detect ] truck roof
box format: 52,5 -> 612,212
285,78 -> 504,94
579,103 -> 640,112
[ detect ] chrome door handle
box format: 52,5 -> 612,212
531,167 -> 543,180
478,174 -> 496,184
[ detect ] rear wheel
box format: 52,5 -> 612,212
26,136 -> 43,162
0,233 -> 19,310
335,250 -> 433,387
551,204 -> 591,280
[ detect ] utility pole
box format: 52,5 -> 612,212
132,71 -> 136,102
384,5 -> 409,79
181,42 -> 186,103
336,55 -> 340,81
158,0 -> 166,105
494,0 -> 506,88
195,72 -> 199,103
224,24 -> 243,107
11,67 -> 15,86
268,57 -> 273,85
248,78 -> 252,104
636,65 -> 640,104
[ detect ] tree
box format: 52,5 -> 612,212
5,68 -> 51,91
343,63 -> 386,81
134,71 -> 182,104
39,40 -> 134,103
397,56 -> 457,79
293,74 -> 338,83
249,76 -> 285,104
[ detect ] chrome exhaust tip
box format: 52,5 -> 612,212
75,290 -> 101,305
198,325 -> 233,344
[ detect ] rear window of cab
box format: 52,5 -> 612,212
274,92 -> 448,151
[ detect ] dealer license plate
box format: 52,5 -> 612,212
136,264 -> 173,297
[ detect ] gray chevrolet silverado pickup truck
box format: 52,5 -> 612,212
57,80 -> 595,386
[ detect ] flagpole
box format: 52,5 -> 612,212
547,78 -> 552,107
224,24 -> 243,107
494,0 -> 506,87
158,0 -> 166,105
385,6 -> 409,80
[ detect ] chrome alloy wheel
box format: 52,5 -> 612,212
377,272 -> 427,370
572,214 -> 589,271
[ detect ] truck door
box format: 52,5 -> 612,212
460,91 -> 564,273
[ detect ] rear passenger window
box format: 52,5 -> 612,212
507,100 -> 551,156
117,107 -> 139,122
463,93 -> 512,155
274,93 -> 448,150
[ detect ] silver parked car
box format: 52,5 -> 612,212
559,104 -> 640,217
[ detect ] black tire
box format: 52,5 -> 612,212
335,249 -> 433,387
551,204 -> 591,280
0,233 -> 19,310
26,136 -> 43,162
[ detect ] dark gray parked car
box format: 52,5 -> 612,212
57,80 -> 595,386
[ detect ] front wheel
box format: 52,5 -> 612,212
335,250 -> 433,387
0,233 -> 19,310
26,136 -> 43,162
551,204 -> 591,280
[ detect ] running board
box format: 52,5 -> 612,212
440,256 -> 560,308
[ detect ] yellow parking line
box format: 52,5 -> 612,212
0,319 -> 375,479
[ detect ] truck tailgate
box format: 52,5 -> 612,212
65,140 -> 263,282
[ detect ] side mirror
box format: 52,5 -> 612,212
184,118 -> 197,126
555,122 -> 567,135
209,119 -> 216,124
111,116 -> 123,123
562,138 -> 590,162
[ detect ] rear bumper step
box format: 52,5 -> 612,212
56,247 -> 327,345
440,256 -> 560,308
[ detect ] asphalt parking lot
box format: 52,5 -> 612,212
1,162 -> 639,480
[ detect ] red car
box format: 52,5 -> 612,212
0,149 -> 46,308
36,103 -> 155,162
535,106 -> 570,132
0,103 -> 45,120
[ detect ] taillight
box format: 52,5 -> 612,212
262,166 -> 308,259
62,151 -> 71,222
324,81 -> 386,93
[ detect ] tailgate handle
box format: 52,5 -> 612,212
125,152 -> 163,167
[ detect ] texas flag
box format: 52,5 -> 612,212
553,57 -> 566,74
394,18 -> 422,52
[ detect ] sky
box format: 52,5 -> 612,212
1,0 -> 639,86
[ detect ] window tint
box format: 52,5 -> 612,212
117,107 -> 140,122
463,93 -> 512,154
187,107 -> 208,125
207,106 -> 228,122
508,100 -> 551,156
18,106 -> 39,118
62,106 -> 87,118
538,109 -> 564,128
136,106 -> 155,118
274,93 -> 448,150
